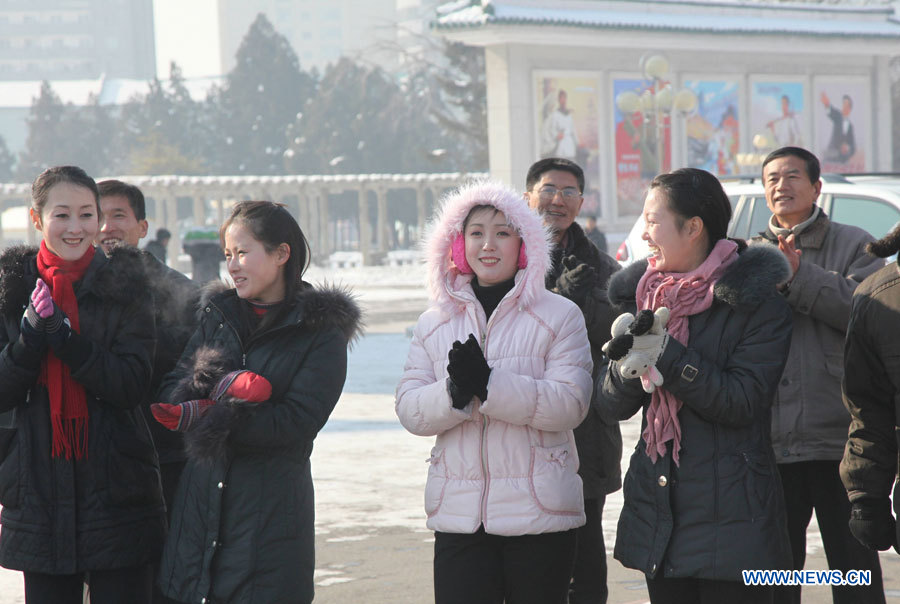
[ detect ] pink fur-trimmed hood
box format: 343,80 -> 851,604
423,179 -> 552,313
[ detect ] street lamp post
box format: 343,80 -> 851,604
615,54 -> 697,176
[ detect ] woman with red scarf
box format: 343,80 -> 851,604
0,166 -> 164,603
597,168 -> 794,604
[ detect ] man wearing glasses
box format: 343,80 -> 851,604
524,157 -> 622,604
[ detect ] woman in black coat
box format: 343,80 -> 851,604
597,168 -> 794,604
152,201 -> 362,604
0,166 -> 164,603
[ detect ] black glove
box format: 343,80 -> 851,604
43,303 -> 72,352
555,255 -> 598,305
20,303 -> 47,351
446,378 -> 473,410
447,334 -> 491,402
849,498 -> 897,551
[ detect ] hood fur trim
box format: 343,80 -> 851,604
422,179 -> 552,314
0,244 -> 149,316
607,240 -> 790,312
199,280 -> 364,343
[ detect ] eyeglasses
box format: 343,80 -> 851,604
537,186 -> 582,202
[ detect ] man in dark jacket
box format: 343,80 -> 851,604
524,157 -> 622,604
144,228 -> 171,264
840,228 -> 900,555
755,147 -> 885,603
97,180 -> 200,517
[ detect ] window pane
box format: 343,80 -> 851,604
830,196 -> 900,239
730,197 -> 751,239
748,197 -> 772,237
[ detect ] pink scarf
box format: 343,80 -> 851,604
635,238 -> 739,465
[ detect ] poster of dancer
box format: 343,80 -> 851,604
534,72 -> 601,214
612,77 -> 671,217
813,77 -> 869,173
750,79 -> 807,153
683,79 -> 740,176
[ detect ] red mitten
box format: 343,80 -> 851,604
151,399 -> 214,431
211,370 -> 272,403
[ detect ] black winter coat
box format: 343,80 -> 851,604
546,222 -> 623,497
840,261 -> 900,533
597,243 -> 794,581
0,245 -> 165,574
141,253 -> 200,465
156,283 -> 362,604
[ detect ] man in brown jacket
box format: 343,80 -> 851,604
757,147 -> 885,604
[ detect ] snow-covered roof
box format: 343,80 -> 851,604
0,76 -> 223,109
434,0 -> 900,38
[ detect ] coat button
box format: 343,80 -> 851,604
201,599 -> 207,604
658,475 -> 667,487
212,540 -> 218,547
651,563 -> 657,573
781,378 -> 789,386
217,482 -> 224,489
205,307 -> 210,313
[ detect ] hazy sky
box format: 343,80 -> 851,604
154,0 -> 222,78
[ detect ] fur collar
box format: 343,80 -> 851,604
422,179 -> 553,315
199,280 -> 364,343
608,240 -> 790,312
0,244 -> 149,316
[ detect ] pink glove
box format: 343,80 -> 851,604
31,279 -> 54,319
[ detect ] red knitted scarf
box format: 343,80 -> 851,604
36,241 -> 95,460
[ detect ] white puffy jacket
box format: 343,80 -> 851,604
395,180 -> 592,536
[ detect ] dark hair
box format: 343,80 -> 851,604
220,201 -> 311,303
98,179 -> 146,221
32,166 -> 100,217
762,147 -> 821,184
156,228 -> 171,240
525,157 -> 585,193
649,168 -> 732,248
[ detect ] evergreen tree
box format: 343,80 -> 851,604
0,135 -> 13,181
209,13 -> 316,174
286,58 -> 449,175
117,62 -> 209,175
16,81 -> 68,180
407,39 -> 488,171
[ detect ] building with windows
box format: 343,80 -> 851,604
434,0 -> 900,236
0,0 -> 155,81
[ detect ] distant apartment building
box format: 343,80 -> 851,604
216,0 -> 402,73
0,0 -> 155,81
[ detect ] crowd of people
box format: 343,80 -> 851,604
0,147 -> 896,604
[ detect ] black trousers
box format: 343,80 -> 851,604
646,575 -> 774,604
434,526 -> 577,604
775,460 -> 885,604
24,565 -> 153,604
569,495 -> 607,604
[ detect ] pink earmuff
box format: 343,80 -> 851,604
452,232 -> 528,272
450,233 -> 472,273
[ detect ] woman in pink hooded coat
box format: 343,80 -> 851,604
395,180 -> 593,604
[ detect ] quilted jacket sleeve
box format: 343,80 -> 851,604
395,315 -> 471,437
479,301 -> 592,432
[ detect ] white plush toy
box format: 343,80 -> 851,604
602,307 -> 670,393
